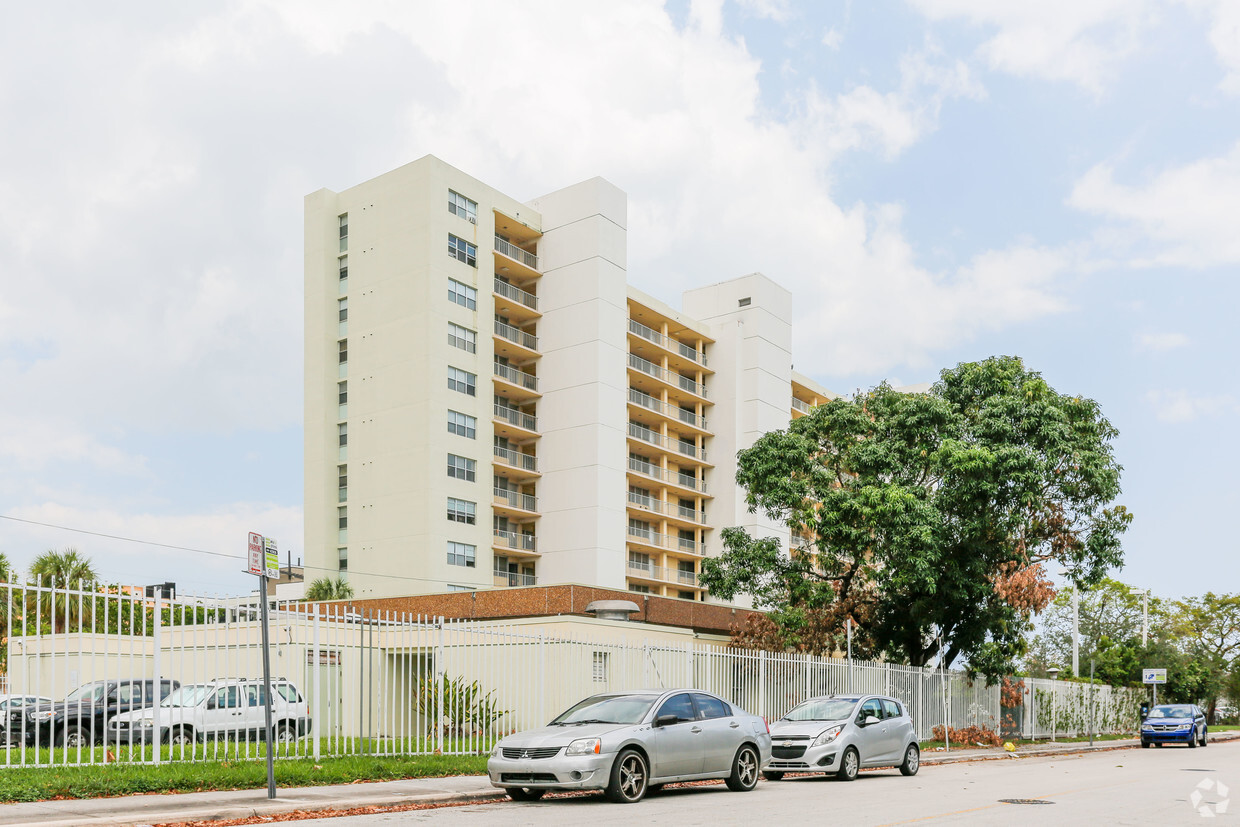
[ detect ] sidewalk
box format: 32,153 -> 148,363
2,731 -> 1237,827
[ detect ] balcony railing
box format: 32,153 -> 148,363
627,422 -> 705,461
493,487 -> 538,512
628,388 -> 707,430
625,562 -> 699,587
628,319 -> 707,367
792,397 -> 813,415
495,319 -> 538,351
494,404 -> 537,432
627,491 -> 704,523
494,236 -> 538,270
493,278 -> 539,311
493,571 -> 537,587
494,361 -> 539,392
627,458 -> 707,493
494,445 -> 538,472
627,354 -> 707,399
626,526 -> 705,555
493,529 -> 537,552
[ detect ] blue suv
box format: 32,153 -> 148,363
1141,704 -> 1208,748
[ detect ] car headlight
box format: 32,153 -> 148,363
1178,723 -> 1192,730
812,725 -> 845,747
565,737 -> 601,756
490,743 -> 503,757
30,710 -> 55,722
139,720 -> 155,729
1141,724 -> 1153,731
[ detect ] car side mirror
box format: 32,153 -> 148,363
206,698 -> 217,710
655,714 -> 679,728
864,715 -> 881,727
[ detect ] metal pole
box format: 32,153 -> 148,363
846,618 -> 853,694
1071,585 -> 1079,677
1141,592 -> 1148,647
1089,659 -> 1095,747
152,587 -> 163,765
258,574 -> 277,799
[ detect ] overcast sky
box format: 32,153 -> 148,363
1,0 -> 1236,601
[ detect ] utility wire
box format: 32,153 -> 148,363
0,513 -> 453,588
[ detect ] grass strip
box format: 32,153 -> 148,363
0,753 -> 490,803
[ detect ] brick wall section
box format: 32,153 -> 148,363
315,585 -> 761,636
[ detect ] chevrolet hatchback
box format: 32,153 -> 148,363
765,694 -> 919,781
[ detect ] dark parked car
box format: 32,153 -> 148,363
24,679 -> 179,748
1141,703 -> 1208,748
0,695 -> 53,744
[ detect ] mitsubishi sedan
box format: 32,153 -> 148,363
487,689 -> 772,803
765,694 -> 919,781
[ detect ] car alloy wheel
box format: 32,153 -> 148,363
726,745 -> 759,791
1189,727 -> 1198,748
1201,728 -> 1208,747
64,727 -> 89,749
899,743 -> 920,776
838,747 -> 860,781
606,749 -> 649,803
171,728 -> 195,746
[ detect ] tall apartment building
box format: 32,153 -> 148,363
305,156 -> 837,600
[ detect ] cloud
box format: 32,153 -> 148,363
1145,389 -> 1238,423
908,0 -> 1157,93
1068,142 -> 1240,267
735,0 -> 793,22
1135,332 -> 1190,351
822,27 -> 843,49
1179,0 -> 1240,93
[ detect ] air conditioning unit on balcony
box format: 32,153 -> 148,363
467,215 -> 477,224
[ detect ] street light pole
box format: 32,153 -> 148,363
1071,584 -> 1080,678
1131,588 -> 1149,647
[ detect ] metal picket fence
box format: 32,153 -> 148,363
0,579 -> 1007,767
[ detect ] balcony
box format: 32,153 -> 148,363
493,571 -> 538,587
493,444 -> 538,476
493,278 -> 540,322
626,526 -> 705,556
493,529 -> 538,553
493,486 -> 538,514
626,562 -> 700,588
493,361 -> 539,401
627,457 -> 708,494
792,397 -> 813,415
627,354 -> 707,401
627,388 -> 708,432
626,491 -> 705,524
627,422 -> 707,463
493,236 -> 540,279
628,319 -> 708,369
494,319 -> 539,358
494,403 -> 537,433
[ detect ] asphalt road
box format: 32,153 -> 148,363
317,741 -> 1238,826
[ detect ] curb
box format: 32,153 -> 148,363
921,730 -> 1240,766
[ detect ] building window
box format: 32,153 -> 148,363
447,541 -> 476,568
447,584 -> 475,591
448,190 -> 478,223
629,584 -> 651,594
338,465 -> 347,503
628,550 -> 651,571
678,590 -> 696,600
628,519 -> 652,542
448,278 -> 477,310
447,453 -> 476,481
338,255 -> 348,281
447,497 -> 476,524
448,410 -> 477,439
338,381 -> 347,405
338,298 -> 348,322
338,423 -> 347,445
338,339 -> 347,365
448,322 -> 477,353
448,234 -> 477,267
338,547 -> 347,571
339,214 -> 348,253
338,506 -> 347,530
592,652 -> 609,683
448,366 -> 477,396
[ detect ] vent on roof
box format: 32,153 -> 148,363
738,297 -> 751,307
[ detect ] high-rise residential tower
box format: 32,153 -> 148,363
305,156 -> 836,599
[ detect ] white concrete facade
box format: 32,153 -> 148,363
305,156 -> 838,600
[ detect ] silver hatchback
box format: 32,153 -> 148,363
764,695 -> 919,781
487,689 -> 772,803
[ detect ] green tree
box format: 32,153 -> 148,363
1164,592 -> 1240,717
28,547 -> 98,633
699,356 -> 1131,678
304,576 -> 355,601
1025,578 -> 1157,676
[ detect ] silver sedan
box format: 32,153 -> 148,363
487,688 -> 772,803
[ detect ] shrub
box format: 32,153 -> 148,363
930,724 -> 1002,747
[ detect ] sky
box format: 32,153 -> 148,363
0,0 -> 1236,601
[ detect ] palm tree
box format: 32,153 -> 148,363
29,547 -> 98,632
304,576 -> 354,601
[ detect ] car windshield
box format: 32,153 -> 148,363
1151,705 -> 1193,718
162,685 -> 211,708
64,683 -> 107,704
782,698 -> 859,722
550,694 -> 659,726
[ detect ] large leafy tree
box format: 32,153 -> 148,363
28,547 -> 98,633
304,576 -> 355,601
1025,578 -> 1156,675
700,356 -> 1131,678
1164,592 -> 1240,716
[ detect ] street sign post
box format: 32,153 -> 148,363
245,532 -> 278,800
1143,668 -> 1167,706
